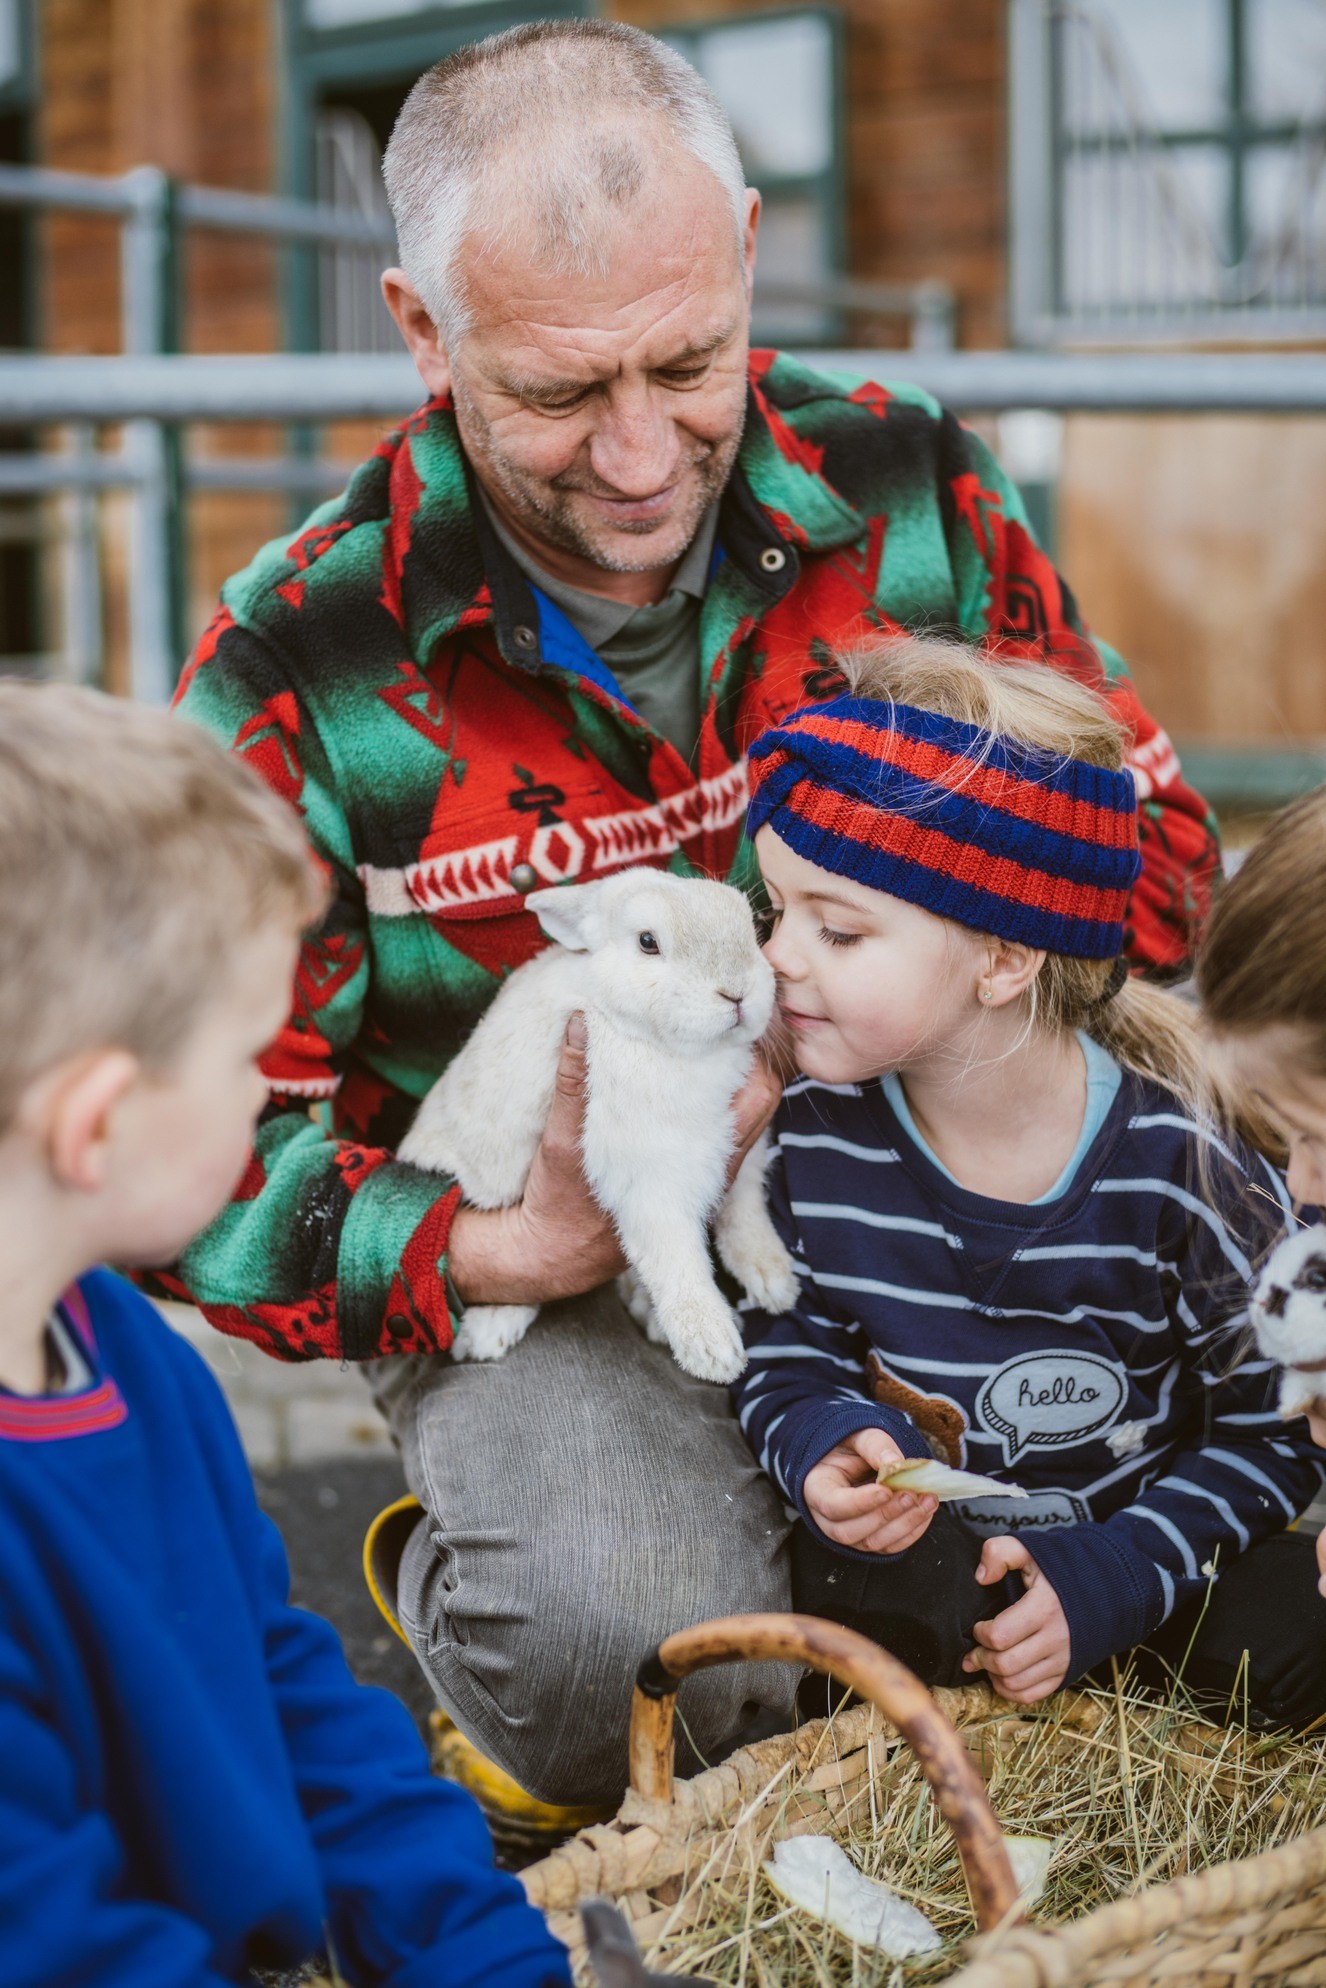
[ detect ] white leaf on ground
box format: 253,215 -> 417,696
881,1459 -> 1029,1501
763,1835 -> 942,1956
1003,1834 -> 1058,1908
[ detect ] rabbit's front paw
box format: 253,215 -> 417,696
617,1267 -> 666,1341
734,1238 -> 799,1315
450,1304 -> 537,1362
715,1203 -> 799,1316
1280,1367 -> 1320,1419
661,1298 -> 747,1384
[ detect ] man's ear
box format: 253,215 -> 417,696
527,882 -> 605,953
41,1049 -> 141,1193
381,268 -> 452,399
741,187 -> 761,298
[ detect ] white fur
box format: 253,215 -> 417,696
398,867 -> 798,1382
1249,1223 -> 1326,1418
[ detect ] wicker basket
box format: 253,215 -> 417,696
519,1611 -> 1326,1987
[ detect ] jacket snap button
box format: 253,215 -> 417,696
512,623 -> 537,650
510,862 -> 538,894
759,546 -> 787,573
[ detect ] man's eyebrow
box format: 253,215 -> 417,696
663,320 -> 740,364
495,322 -> 740,401
496,368 -> 595,402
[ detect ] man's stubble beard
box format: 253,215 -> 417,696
458,383 -> 746,576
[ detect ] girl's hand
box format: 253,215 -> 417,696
1307,1405 -> 1326,1450
803,1428 -> 938,1555
1315,1527 -> 1326,1600
963,1536 -> 1071,1703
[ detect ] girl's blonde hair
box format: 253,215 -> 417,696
1196,787 -> 1326,1076
835,635 -> 1228,1130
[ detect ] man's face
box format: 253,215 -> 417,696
390,147 -> 758,586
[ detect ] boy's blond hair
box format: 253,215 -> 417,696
0,681 -> 326,1132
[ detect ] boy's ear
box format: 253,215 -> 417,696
42,1049 -> 141,1192
527,882 -> 606,953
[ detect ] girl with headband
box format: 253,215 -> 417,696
734,635 -> 1326,1729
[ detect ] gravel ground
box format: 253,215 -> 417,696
254,1455 -> 436,1740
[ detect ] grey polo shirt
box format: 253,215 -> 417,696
479,493 -> 719,766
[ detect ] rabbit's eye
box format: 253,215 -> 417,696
638,931 -> 660,955
1303,1265 -> 1326,1293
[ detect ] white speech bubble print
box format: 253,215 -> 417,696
976,1351 -> 1127,1466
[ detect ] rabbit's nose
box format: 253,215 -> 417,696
1262,1283 -> 1289,1318
719,990 -> 743,1022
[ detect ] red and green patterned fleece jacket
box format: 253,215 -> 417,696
170,351 -> 1220,1366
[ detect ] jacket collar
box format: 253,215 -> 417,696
394,366 -> 867,678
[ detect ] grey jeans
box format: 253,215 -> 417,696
369,1284 -> 796,1806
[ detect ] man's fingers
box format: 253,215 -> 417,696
544,1014 -> 590,1140
731,1057 -> 783,1159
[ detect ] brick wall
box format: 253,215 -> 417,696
610,0 -> 1008,347
38,0 -> 286,669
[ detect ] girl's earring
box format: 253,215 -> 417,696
980,984 -> 994,1003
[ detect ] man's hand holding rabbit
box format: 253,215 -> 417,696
803,1428 -> 938,1555
964,1536 -> 1071,1702
446,1014 -> 783,1309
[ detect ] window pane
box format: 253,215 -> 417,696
749,194 -> 831,341
690,14 -> 833,179
1060,0 -> 1228,136
304,0 -> 465,25
1245,140 -> 1326,303
1060,142 -> 1231,311
0,0 -> 20,87
1247,0 -> 1326,124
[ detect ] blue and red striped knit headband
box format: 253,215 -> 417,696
746,696 -> 1141,960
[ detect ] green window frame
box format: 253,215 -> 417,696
280,0 -> 589,351
1009,0 -> 1326,344
659,5 -> 845,348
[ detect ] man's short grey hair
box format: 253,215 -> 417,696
383,19 -> 747,346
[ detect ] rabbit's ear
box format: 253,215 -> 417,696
581,1900 -> 648,1987
581,1897 -> 718,1988
527,881 -> 606,953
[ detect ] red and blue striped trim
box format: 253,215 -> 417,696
747,695 -> 1140,959
0,1285 -> 128,1443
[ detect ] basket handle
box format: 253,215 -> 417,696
629,1610 -> 1022,1934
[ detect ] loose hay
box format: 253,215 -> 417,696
529,1672 -> 1326,1987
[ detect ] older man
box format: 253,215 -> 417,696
174,19 -> 1219,1810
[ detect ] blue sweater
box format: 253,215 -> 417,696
733,1071 -> 1324,1682
0,1270 -> 570,1988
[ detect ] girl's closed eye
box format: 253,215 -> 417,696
819,926 -> 861,949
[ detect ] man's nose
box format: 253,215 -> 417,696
588,388 -> 681,496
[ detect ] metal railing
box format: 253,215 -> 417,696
0,159 -> 955,700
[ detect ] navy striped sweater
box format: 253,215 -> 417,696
733,1071 -> 1323,1682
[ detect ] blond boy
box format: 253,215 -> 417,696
0,682 -> 569,1988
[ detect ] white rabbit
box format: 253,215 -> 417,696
398,866 -> 798,1383
1250,1222 -> 1326,1419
